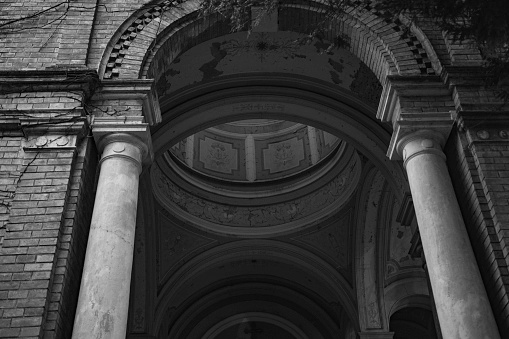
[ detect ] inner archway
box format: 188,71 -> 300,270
128,20 -> 427,339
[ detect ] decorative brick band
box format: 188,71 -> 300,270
101,0 -> 438,82
104,0 -> 187,79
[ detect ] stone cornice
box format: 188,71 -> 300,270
377,75 -> 448,123
0,69 -> 100,99
457,110 -> 509,126
377,75 -> 455,160
457,111 -> 509,146
441,66 -> 489,85
441,66 -> 509,112
92,79 -> 161,126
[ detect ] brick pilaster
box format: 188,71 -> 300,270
0,70 -> 98,338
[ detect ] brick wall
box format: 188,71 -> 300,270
0,145 -> 75,338
0,131 -> 97,339
44,138 -> 97,339
2,1 -> 509,337
443,35 -> 483,66
0,1 -> 98,70
86,0 -> 152,71
446,126 -> 509,336
0,70 -> 98,337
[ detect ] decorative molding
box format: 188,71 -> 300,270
408,229 -> 423,260
102,0 -> 189,79
377,76 -> 455,160
395,193 -> 414,226
0,69 -> 100,99
22,135 -> 78,151
92,79 -> 161,125
357,171 -> 385,330
457,110 -> 509,146
151,151 -> 361,236
377,75 -> 447,123
19,114 -> 88,152
385,192 -> 422,282
164,140 -> 348,204
105,0 -> 439,83
0,70 -> 96,143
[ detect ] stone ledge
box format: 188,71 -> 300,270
0,69 -> 100,100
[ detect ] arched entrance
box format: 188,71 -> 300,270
70,2 -> 501,338
127,25 -> 425,336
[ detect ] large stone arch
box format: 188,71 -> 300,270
108,8 -> 425,334
87,1 -> 495,338
98,0 -> 443,83
2,0 -> 508,337
151,240 -> 358,337
148,75 -> 409,195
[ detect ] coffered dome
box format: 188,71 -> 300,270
152,119 -> 361,237
169,119 -> 341,183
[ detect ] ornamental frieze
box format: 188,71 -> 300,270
151,151 -> 361,233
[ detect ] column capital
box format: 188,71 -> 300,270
396,130 -> 447,169
91,116 -> 153,166
377,75 -> 456,160
91,79 -> 161,125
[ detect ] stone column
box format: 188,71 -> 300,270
396,130 -> 500,339
72,128 -> 150,339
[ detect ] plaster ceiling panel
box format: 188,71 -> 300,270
153,31 -> 381,105
291,208 -> 353,270
156,209 -> 217,285
196,132 -> 243,179
170,121 -> 340,183
259,134 -> 307,177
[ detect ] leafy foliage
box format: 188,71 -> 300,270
375,0 -> 509,57
199,0 -> 509,91
375,0 -> 509,93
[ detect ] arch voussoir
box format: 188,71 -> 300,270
99,0 -> 441,85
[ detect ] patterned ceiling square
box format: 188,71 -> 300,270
262,137 -> 305,173
199,137 -> 239,174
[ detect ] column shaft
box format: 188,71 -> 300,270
402,136 -> 500,339
72,139 -> 143,339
